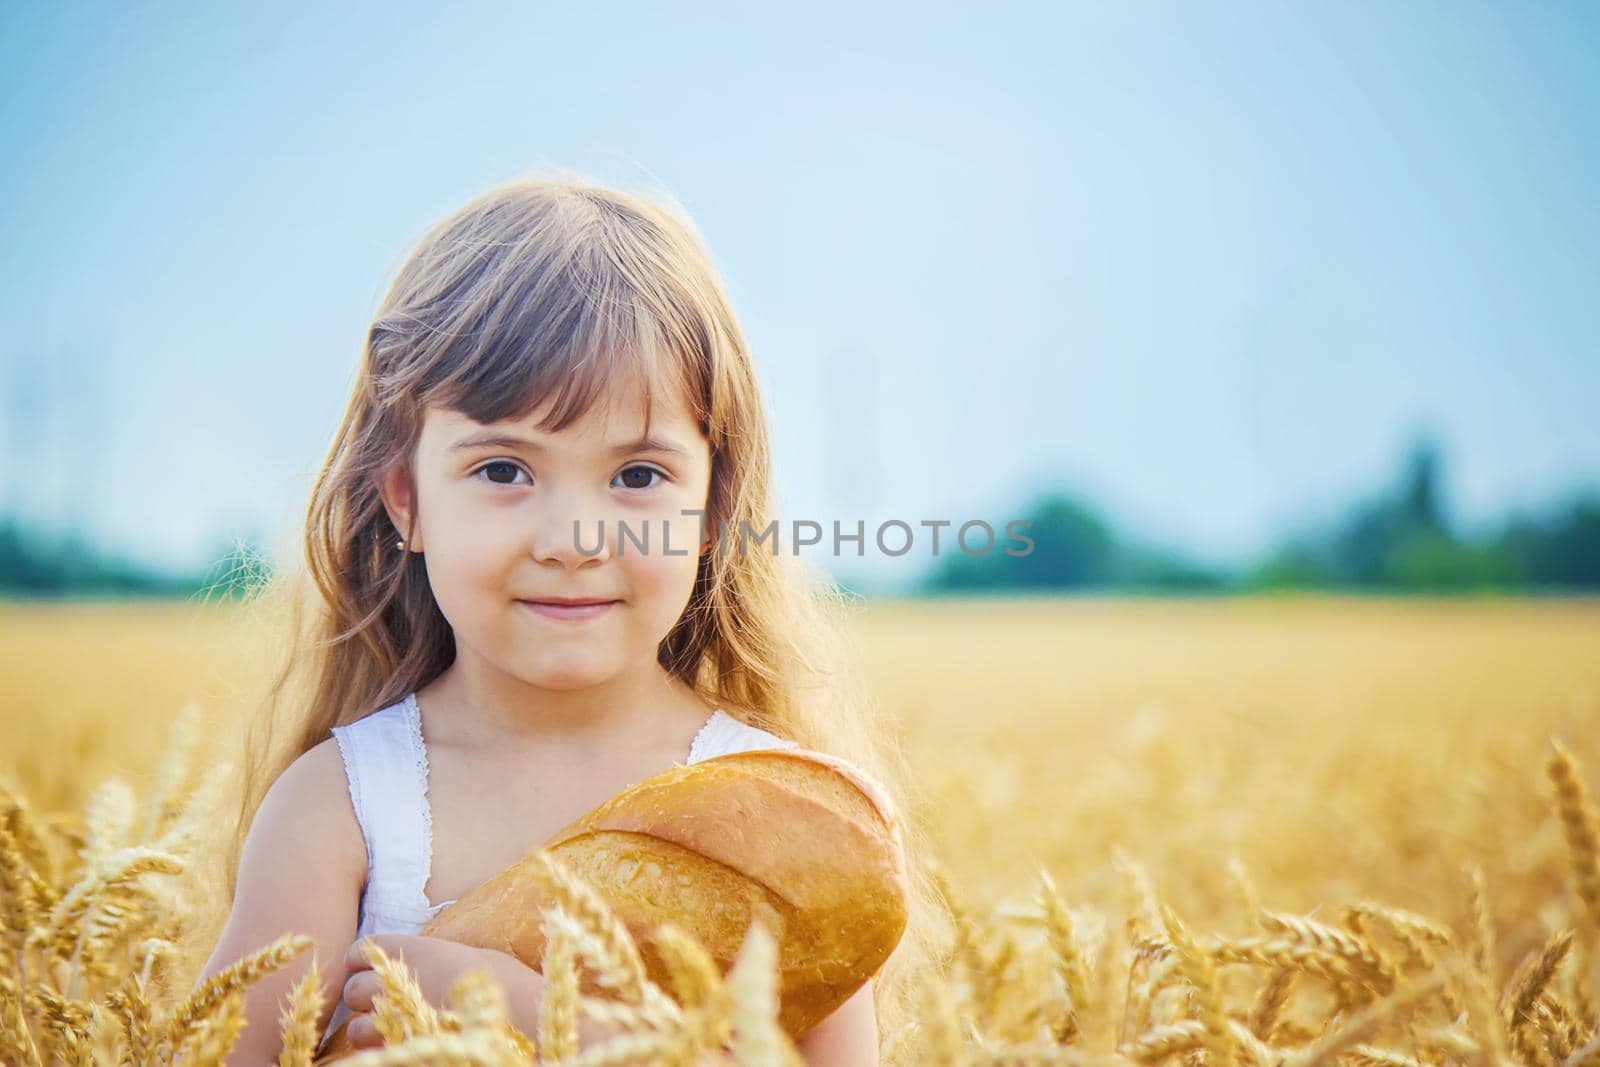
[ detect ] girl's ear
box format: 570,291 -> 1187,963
696,511 -> 716,555
376,461 -> 423,553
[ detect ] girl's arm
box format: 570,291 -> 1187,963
191,740 -> 367,1067
795,979 -> 880,1066
500,966 -> 653,1055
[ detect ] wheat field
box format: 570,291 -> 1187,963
3,594 -> 1599,1065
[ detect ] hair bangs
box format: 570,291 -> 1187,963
417,239 -> 711,446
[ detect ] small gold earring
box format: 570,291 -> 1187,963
396,539 -> 407,551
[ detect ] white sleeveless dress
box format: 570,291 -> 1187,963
319,691 -> 800,1048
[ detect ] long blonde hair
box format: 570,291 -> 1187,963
220,170 -> 942,1045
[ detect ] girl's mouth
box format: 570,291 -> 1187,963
518,599 -> 619,622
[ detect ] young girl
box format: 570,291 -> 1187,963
193,171 -> 939,1065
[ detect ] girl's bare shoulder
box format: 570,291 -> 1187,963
194,739 -> 366,1063
264,738 -> 370,886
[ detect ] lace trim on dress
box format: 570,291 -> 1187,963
689,708 -> 799,762
401,692 -> 456,914
330,723 -> 374,889
687,708 -> 729,763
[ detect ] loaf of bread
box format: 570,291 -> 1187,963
316,745 -> 907,1060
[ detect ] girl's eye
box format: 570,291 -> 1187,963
473,461 -> 529,486
614,465 -> 667,491
471,462 -> 667,490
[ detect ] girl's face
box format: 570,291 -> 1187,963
379,379 -> 712,693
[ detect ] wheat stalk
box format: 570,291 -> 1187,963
10,674 -> 1600,1067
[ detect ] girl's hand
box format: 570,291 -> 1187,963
341,934 -> 541,1049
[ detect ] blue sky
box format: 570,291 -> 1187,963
2,1 -> 1596,590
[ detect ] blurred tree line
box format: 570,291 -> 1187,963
0,521 -> 265,600
1,433 -> 1595,598
926,434 -> 1599,594
1246,437 -> 1599,592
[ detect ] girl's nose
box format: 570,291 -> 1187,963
530,506 -> 612,567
